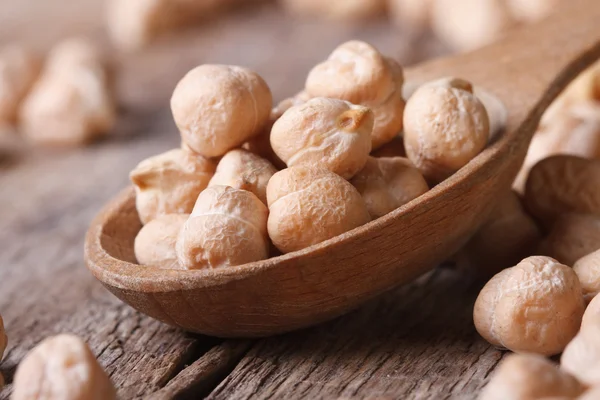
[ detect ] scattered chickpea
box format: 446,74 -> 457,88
574,249 -> 600,303
0,44 -> 40,126
134,213 -> 189,269
474,256 -> 585,356
305,41 -> 405,149
176,185 -> 269,269
538,213 -> 600,266
524,156 -> 600,228
209,149 -> 277,205
582,293 -> 600,329
454,191 -> 541,278
267,165 -> 371,253
561,313 -> 600,387
479,353 -> 584,400
130,148 -> 216,224
171,64 -> 272,158
270,97 -> 373,179
20,38 -> 115,146
431,0 -> 516,51
403,77 -> 490,183
350,156 -> 428,219
12,334 -> 116,400
281,0 -> 386,21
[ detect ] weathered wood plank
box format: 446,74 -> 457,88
207,269 -> 504,400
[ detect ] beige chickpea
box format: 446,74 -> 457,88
0,45 -> 40,126
134,213 -> 188,269
350,156 -> 428,219
176,185 -> 269,269
208,149 -> 277,205
171,64 -> 272,158
306,41 -> 396,108
130,148 -> 216,224
305,42 -> 404,149
538,213 -> 600,266
431,0 -> 516,51
582,293 -> 600,329
474,256 -> 585,356
388,0 -> 434,32
267,166 -> 371,254
479,353 -> 584,400
281,0 -> 386,21
561,314 -> 600,387
20,38 -> 115,146
270,97 -> 373,179
107,0 -> 221,51
525,155 -> 600,229
403,77 -> 490,183
12,334 -> 116,400
578,387 -> 600,400
574,250 -> 600,303
454,191 -> 541,278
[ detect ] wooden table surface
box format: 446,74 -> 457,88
0,1 -> 506,399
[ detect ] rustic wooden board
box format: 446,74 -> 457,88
0,1 -> 511,399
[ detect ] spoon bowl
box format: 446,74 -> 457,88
86,0 -> 600,337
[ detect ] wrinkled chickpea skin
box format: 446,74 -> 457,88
171,64 -> 272,158
271,97 -> 373,179
267,166 -> 371,254
20,38 -> 116,146
479,353 -> 584,400
350,156 -> 428,219
474,256 -> 585,356
130,148 -> 216,224
12,334 -> 116,400
176,185 -> 269,269
208,149 -> 277,205
403,77 -> 490,183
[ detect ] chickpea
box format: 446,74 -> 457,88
267,166 -> 371,254
171,64 -> 272,158
474,256 -> 585,356
208,149 -> 277,205
176,185 -> 269,269
270,97 -> 373,179
305,41 -> 405,149
0,44 -> 40,126
403,77 -> 490,183
561,313 -> 600,387
130,148 -> 216,224
20,38 -> 115,146
538,213 -> 600,266
454,191 -> 541,278
134,213 -> 188,269
241,125 -> 286,170
582,293 -> 600,329
479,353 -> 584,400
12,334 -> 116,400
507,0 -> 561,23
371,135 -> 405,158
388,0 -> 434,32
350,156 -> 428,219
281,0 -> 386,21
574,250 -> 600,303
431,0 -> 516,51
578,388 -> 600,400
525,155 -> 600,228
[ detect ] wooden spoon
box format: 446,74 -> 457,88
86,0 -> 600,338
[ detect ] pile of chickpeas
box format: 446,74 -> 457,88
130,40 -> 491,270
464,62 -> 600,399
